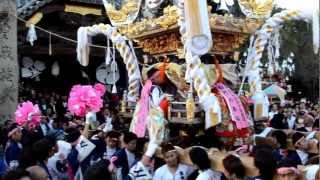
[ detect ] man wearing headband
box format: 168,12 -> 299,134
275,159 -> 301,180
130,62 -> 171,168
4,123 -> 23,170
153,142 -> 194,180
147,63 -> 170,118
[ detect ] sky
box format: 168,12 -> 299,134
274,0 -> 317,19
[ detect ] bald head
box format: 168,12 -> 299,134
27,166 -> 49,180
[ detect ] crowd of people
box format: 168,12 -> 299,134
0,85 -> 319,180
268,100 -> 319,132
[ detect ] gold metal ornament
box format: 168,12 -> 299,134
103,0 -> 141,26
238,0 -> 274,18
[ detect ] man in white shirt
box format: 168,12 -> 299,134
268,104 -> 278,121
285,109 -> 296,129
39,117 -> 52,137
154,143 -> 194,180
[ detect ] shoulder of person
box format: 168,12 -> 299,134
114,148 -> 126,156
153,165 -> 166,179
287,150 -> 299,156
155,164 -> 167,173
113,149 -> 127,162
244,176 -> 257,180
179,163 -> 194,171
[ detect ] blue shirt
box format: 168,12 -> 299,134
4,140 -> 22,169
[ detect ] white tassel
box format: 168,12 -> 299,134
112,84 -> 117,94
267,43 -> 274,67
27,24 -> 37,46
111,43 -> 118,94
313,0 -> 319,54
110,44 -> 118,81
105,38 -> 111,65
274,29 -> 280,59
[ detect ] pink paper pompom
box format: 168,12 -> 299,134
67,84 -> 105,117
15,101 -> 41,126
94,83 -> 106,97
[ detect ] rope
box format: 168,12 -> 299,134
1,11 -> 158,68
0,10 -> 115,49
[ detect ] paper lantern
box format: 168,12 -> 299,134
51,61 -> 60,76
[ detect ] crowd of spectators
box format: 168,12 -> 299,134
0,86 -> 319,180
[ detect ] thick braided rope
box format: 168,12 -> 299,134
245,10 -> 303,95
78,24 -> 141,102
177,0 -> 221,128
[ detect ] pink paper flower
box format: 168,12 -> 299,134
94,83 -> 106,97
15,101 -> 41,126
67,84 -> 105,117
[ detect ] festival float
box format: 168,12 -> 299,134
17,0 -> 319,146
73,0 -> 279,147
12,0 -> 320,177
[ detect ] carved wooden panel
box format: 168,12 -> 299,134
137,30 -> 248,55
136,32 -> 182,55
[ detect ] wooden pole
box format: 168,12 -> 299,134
184,0 -> 212,55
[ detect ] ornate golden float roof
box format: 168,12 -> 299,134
117,5 -> 263,39
114,5 -> 263,56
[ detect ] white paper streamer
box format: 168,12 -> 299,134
312,0 -> 319,53
76,27 -> 91,67
26,24 -> 37,46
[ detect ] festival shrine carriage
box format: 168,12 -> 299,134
10,0 -> 320,178
106,1 -> 265,147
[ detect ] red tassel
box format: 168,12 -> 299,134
214,58 -> 224,83
158,63 -> 167,85
159,98 -> 169,118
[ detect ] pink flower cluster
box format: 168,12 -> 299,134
15,101 -> 41,126
67,83 -> 106,117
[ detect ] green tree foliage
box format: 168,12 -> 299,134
280,20 -> 319,100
